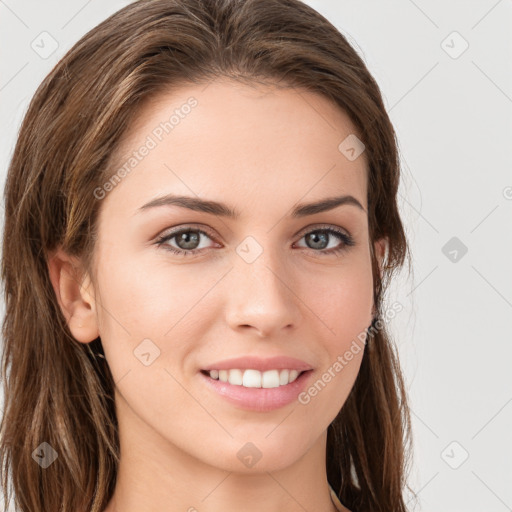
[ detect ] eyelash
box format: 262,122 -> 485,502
155,224 -> 355,257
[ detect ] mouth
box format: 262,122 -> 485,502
199,368 -> 314,412
200,368 -> 310,389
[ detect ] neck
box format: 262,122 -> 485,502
103,393 -> 341,512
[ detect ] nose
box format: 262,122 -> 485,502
224,245 -> 301,338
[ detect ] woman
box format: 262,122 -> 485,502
0,1 -> 414,511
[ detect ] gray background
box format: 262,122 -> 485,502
1,1 -> 511,510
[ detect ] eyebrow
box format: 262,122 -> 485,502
136,193 -> 366,218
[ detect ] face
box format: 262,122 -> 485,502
70,79 -> 384,474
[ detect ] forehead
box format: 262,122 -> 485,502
100,78 -> 368,219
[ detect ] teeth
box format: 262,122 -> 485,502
228,369 -> 243,386
243,369 -> 261,388
207,368 -> 303,388
261,369 -> 279,388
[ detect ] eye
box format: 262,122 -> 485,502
294,225 -> 355,255
155,224 -> 355,257
155,226 -> 218,256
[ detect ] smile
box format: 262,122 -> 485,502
202,368 -> 303,388
199,369 -> 314,412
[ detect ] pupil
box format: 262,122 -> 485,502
308,231 -> 327,250
178,231 -> 199,250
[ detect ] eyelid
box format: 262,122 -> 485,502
295,222 -> 352,238
156,223 -> 218,240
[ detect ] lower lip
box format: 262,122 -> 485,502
199,370 -> 314,412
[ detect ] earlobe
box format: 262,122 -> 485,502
47,247 -> 99,344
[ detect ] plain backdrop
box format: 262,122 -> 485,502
1,1 -> 511,511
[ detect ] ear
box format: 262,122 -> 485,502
47,247 -> 99,344
370,237 -> 388,318
373,237 -> 388,279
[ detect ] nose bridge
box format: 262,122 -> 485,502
225,233 -> 300,335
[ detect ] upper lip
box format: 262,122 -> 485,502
201,356 -> 313,372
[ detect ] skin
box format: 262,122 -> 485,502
48,78 -> 386,512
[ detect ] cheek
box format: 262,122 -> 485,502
295,264 -> 372,418
299,259 -> 374,346
94,251 -> 223,383
95,249 -> 212,335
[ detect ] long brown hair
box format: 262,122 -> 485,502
0,1 -> 414,511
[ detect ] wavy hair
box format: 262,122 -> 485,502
0,1 -> 414,511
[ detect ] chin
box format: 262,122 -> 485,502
197,430 -> 318,474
